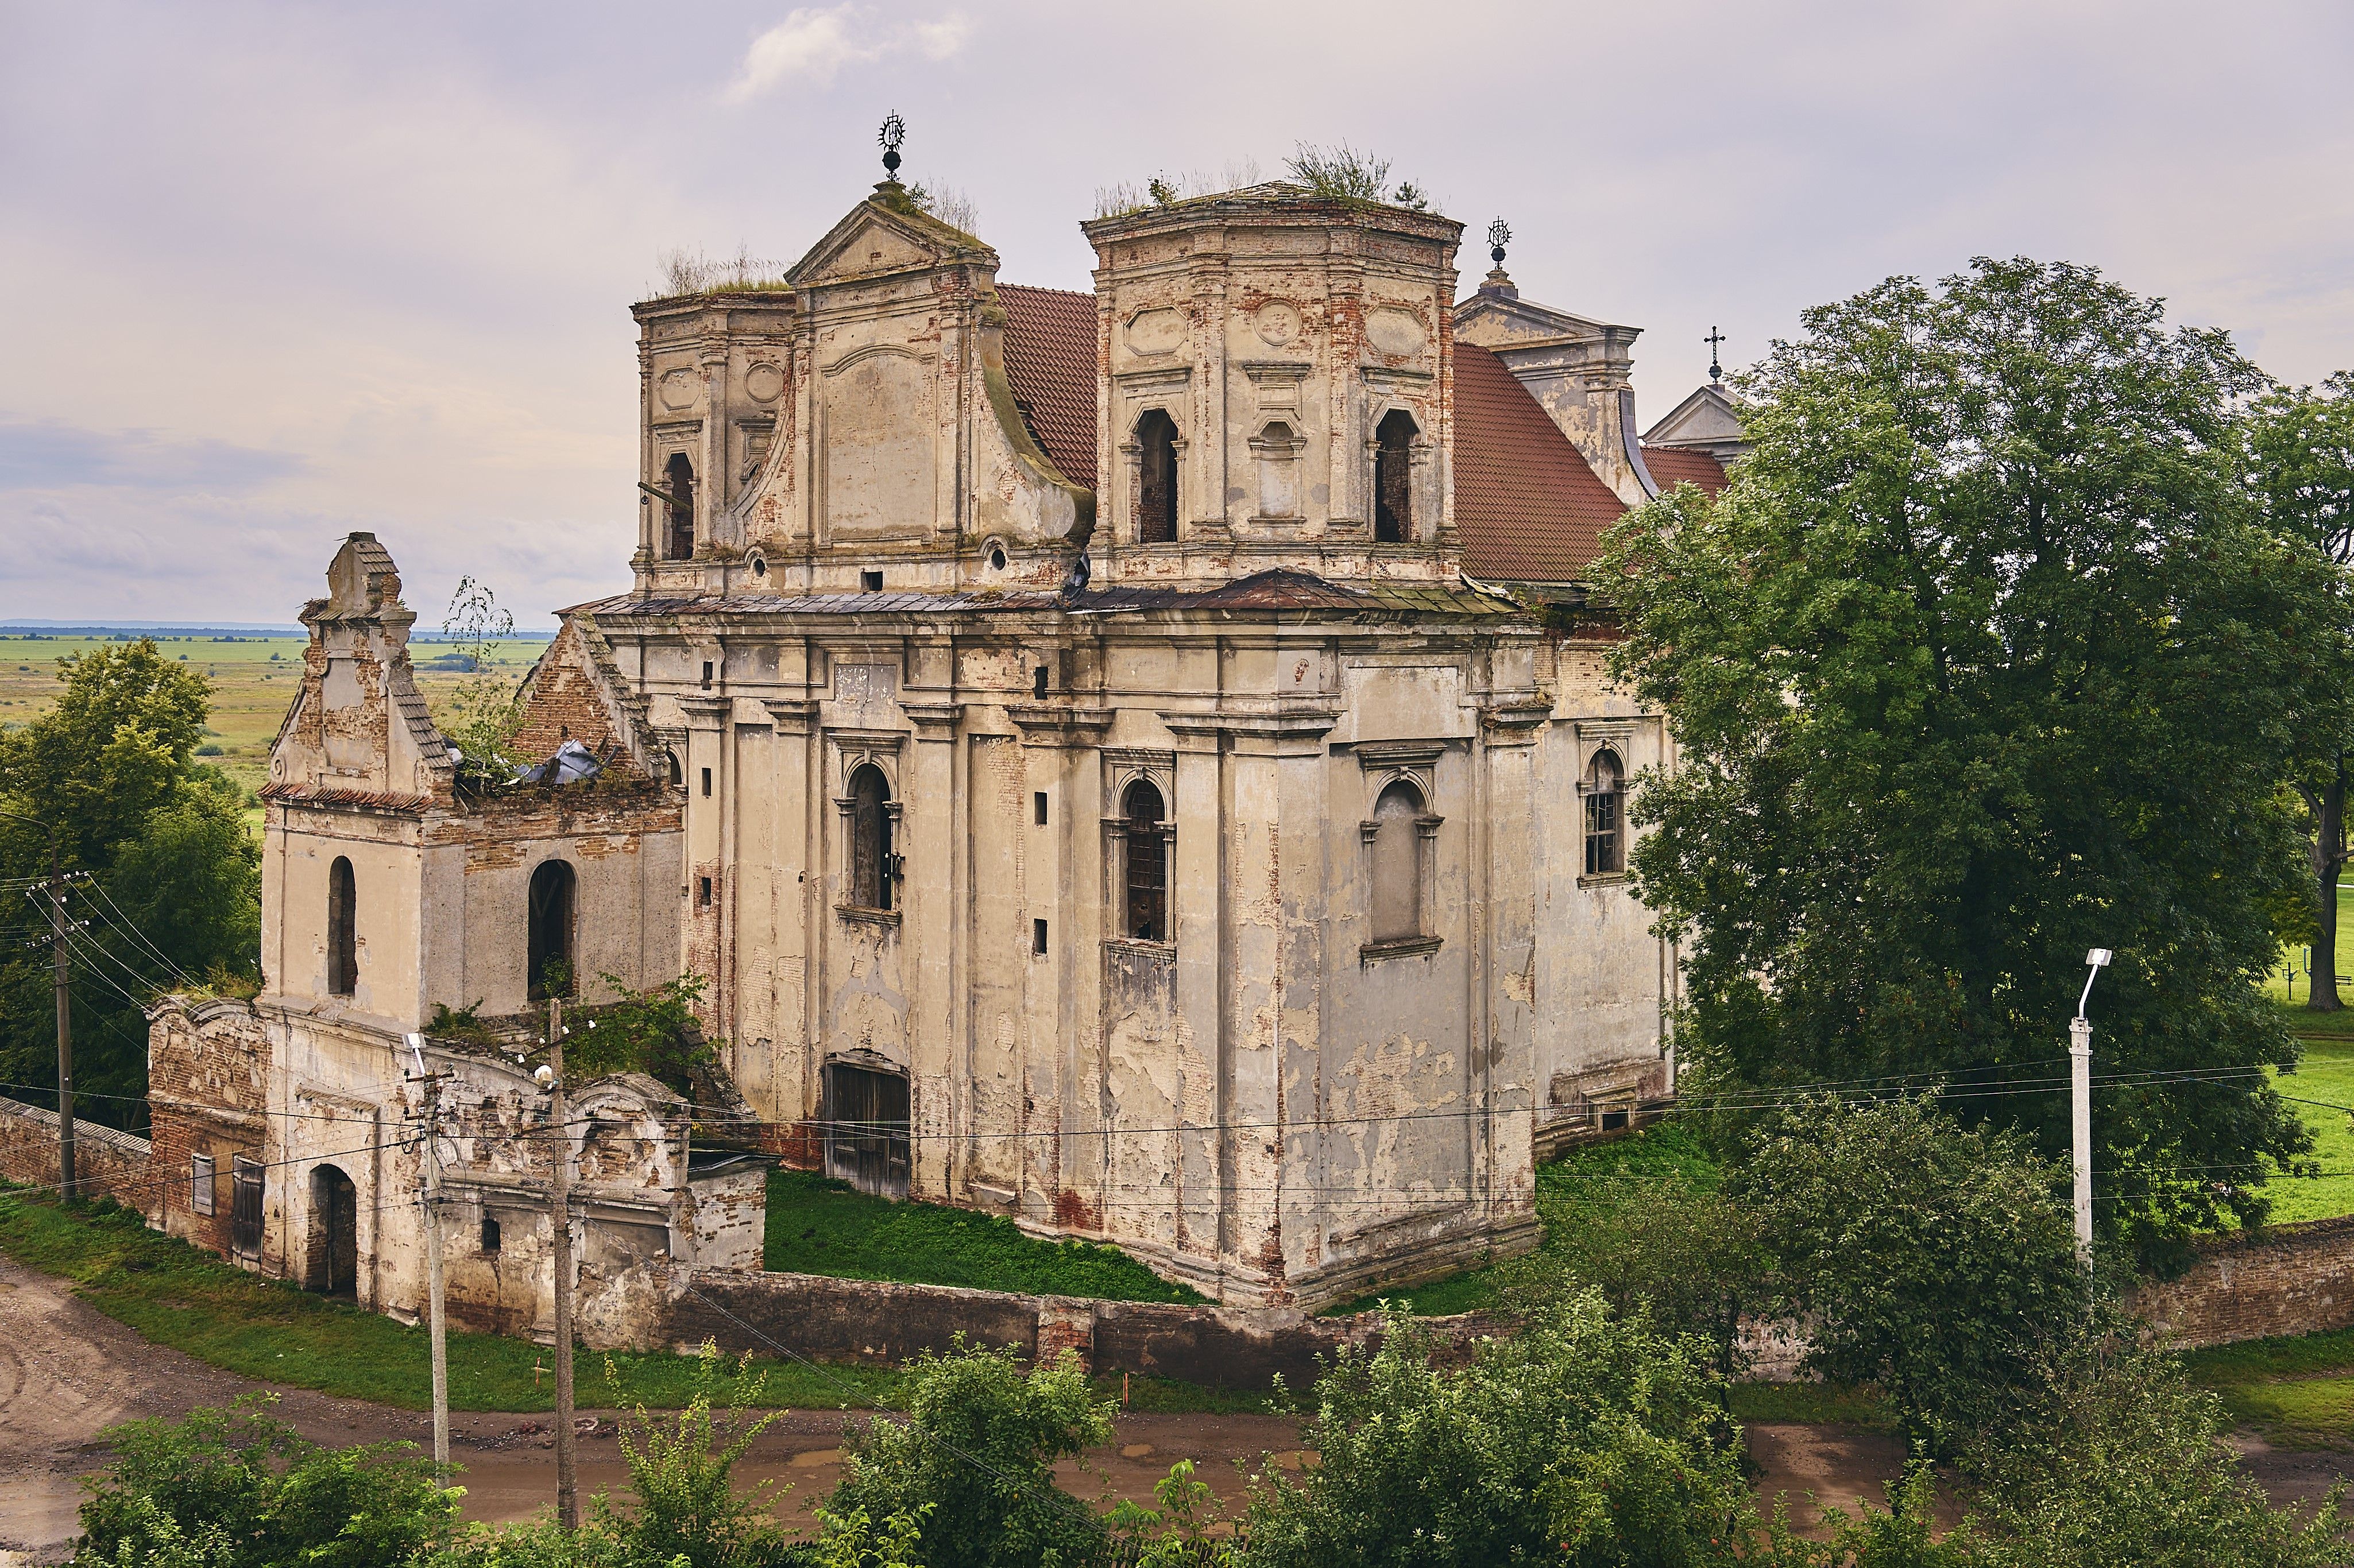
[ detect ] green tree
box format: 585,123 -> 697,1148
825,1339 -> 1111,1568
1601,257 -> 2330,1250
590,1342 -> 793,1568
2247,373 -> 2354,1010
0,640 -> 260,1124
1733,1095 -> 2085,1458
436,577 -> 524,792
75,1395 -> 458,1568
1243,1294 -> 1756,1567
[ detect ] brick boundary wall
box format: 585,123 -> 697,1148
624,1264 -> 1514,1392
2124,1214 -> 2354,1350
0,1094 -> 159,1218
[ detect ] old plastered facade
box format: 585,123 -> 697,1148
582,177 -> 1733,1307
148,536 -> 762,1335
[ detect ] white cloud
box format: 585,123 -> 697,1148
724,6 -> 970,102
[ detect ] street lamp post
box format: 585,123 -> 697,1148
2071,948 -> 2113,1263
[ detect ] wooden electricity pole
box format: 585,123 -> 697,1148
407,1039 -> 450,1471
548,995 -> 578,1531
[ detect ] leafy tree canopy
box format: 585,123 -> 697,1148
1602,257 -> 2337,1252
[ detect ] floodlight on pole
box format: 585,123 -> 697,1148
2069,947 -> 2112,1265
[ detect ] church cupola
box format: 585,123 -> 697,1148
1081,185 -> 1464,586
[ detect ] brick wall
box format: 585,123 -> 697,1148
2127,1215 -> 2354,1349
0,1095 -> 157,1217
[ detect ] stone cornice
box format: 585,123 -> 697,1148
1007,704 -> 1115,746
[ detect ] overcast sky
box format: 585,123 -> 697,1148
3,1 -> 2350,626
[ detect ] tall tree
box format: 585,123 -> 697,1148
0,640 -> 260,1125
1602,258 -> 2338,1252
2247,374 -> 2354,1009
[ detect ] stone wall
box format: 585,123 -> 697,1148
0,1095 -> 157,1217
2128,1215 -> 2354,1349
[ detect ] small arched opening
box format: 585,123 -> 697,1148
307,1164 -> 358,1298
326,857 -> 357,997
848,764 -> 895,911
1123,778 -> 1168,942
1374,410 -> 1417,543
663,454 -> 696,561
528,859 -> 577,1001
1136,410 -> 1178,544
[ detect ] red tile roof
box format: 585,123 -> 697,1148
1640,446 -> 1728,495
1452,342 -> 1628,584
997,284 -> 1099,490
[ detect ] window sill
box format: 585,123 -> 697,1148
1577,872 -> 1631,889
1104,936 -> 1176,963
836,904 -> 902,928
1360,935 -> 1443,965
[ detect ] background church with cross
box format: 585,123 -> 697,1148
163,125 -> 1746,1314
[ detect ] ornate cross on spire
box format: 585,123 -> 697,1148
1487,217 -> 1511,269
1704,325 -> 1726,384
879,113 -> 906,182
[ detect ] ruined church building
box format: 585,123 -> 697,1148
157,153 -> 1741,1318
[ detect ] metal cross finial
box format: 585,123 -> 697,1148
1704,325 -> 1727,383
879,113 -> 906,181
1486,217 -> 1511,269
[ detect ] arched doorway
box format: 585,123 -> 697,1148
308,1164 -> 358,1298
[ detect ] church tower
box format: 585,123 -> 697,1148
1081,188 -> 1464,587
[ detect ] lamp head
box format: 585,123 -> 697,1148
2086,948 -> 2112,968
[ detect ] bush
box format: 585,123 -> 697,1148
1243,1292 -> 1755,1567
1732,1095 -> 2086,1457
590,1342 -> 793,1568
75,1395 -> 458,1567
826,1338 -> 1112,1568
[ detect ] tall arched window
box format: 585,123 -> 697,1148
1370,780 -> 1427,944
1584,750 -> 1624,876
663,454 -> 696,561
326,857 -> 357,997
1374,411 -> 1417,543
1136,410 -> 1178,545
1123,778 -> 1168,942
528,860 -> 577,1000
848,764 -> 894,911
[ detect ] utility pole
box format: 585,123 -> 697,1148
49,836 -> 73,1201
2071,948 -> 2112,1265
407,1036 -> 450,1472
547,996 -> 578,1532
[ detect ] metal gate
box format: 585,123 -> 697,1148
822,1062 -> 910,1198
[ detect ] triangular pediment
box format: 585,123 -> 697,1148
787,189 -> 998,289
1452,288 -> 1627,350
1642,384 -> 1748,447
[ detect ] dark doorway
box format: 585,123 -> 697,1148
308,1164 -> 358,1297
528,860 -> 576,1000
230,1155 -> 264,1257
1136,409 -> 1178,544
664,454 -> 696,560
823,1062 -> 911,1198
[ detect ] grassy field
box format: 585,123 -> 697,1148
762,1168 -> 1207,1303
0,634 -> 545,800
2184,1326 -> 2354,1449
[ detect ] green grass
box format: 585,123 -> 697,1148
2183,1327 -> 2354,1449
762,1169 -> 1205,1303
1727,1381 -> 1894,1430
1321,1122 -> 1722,1317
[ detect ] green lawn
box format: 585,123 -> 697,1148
762,1168 -> 1204,1303
2184,1326 -> 2354,1449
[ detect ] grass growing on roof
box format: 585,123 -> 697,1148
762,1168 -> 1204,1303
1321,1120 -> 1722,1317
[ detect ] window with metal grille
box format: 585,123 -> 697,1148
1136,409 -> 1178,544
230,1156 -> 264,1256
1374,410 -> 1416,543
664,454 -> 695,560
1123,778 -> 1168,942
1584,750 -> 1624,876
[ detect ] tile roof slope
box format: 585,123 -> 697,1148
1640,446 -> 1728,495
1452,342 -> 1628,584
996,284 -> 1100,490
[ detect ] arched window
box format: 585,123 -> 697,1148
1136,410 -> 1178,544
663,454 -> 695,561
1370,780 -> 1427,944
1584,750 -> 1624,876
1123,779 -> 1168,942
326,857 -> 357,997
1374,411 -> 1417,543
848,764 -> 894,911
1254,421 -> 1300,518
666,750 -> 683,787
528,860 -> 577,1000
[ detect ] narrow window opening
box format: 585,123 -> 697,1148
1033,917 -> 1049,956
482,1213 -> 502,1253
697,876 -> 713,908
191,1152 -> 216,1216
667,752 -> 683,787
663,454 -> 696,560
1370,779 -> 1425,944
1136,409 -> 1178,544
848,764 -> 894,911
1374,410 -> 1417,544
861,568 -> 884,592
700,660 -> 713,688
1584,750 -> 1625,876
326,856 -> 357,997
751,553 -> 767,578
1600,1106 -> 1631,1132
1032,665 -> 1049,700
1033,791 -> 1048,826
527,860 -> 577,1001
701,766 -> 713,797
1122,779 -> 1168,942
